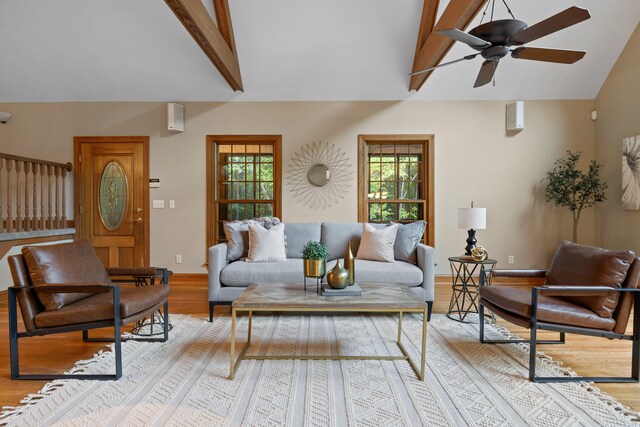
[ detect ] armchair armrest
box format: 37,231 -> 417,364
106,267 -> 171,285
107,267 -> 159,277
9,283 -> 116,294
534,286 -> 640,297
208,243 -> 229,301
492,269 -> 547,278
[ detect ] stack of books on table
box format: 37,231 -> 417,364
321,283 -> 363,296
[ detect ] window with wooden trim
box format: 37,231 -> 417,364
357,135 -> 435,246
206,136 -> 282,248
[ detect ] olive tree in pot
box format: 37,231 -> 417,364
302,241 -> 328,278
545,151 -> 607,243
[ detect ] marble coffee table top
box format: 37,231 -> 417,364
233,283 -> 426,310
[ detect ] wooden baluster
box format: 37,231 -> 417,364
7,159 -> 13,232
0,158 -> 4,233
16,161 -> 23,231
40,164 -> 46,230
32,162 -> 38,230
61,167 -> 67,228
47,165 -> 54,229
24,162 -> 31,231
54,166 -> 61,228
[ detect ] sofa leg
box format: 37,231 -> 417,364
209,301 -> 215,322
426,301 -> 433,322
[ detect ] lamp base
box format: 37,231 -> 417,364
464,229 -> 477,255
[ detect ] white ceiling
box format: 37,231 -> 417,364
0,0 -> 638,102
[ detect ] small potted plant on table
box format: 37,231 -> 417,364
302,241 -> 328,292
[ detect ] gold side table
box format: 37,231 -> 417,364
447,257 -> 497,323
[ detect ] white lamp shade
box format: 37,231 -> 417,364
458,207 -> 486,229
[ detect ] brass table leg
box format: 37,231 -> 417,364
230,309 -> 427,381
229,308 -> 236,380
421,307 -> 427,380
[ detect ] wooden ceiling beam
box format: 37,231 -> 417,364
212,0 -> 237,54
165,0 -> 243,91
413,0 -> 440,63
410,0 -> 487,91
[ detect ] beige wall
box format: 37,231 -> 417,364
595,24 -> 640,253
0,100 -> 596,274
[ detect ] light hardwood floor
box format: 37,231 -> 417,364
0,275 -> 638,413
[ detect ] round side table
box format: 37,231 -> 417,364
447,257 -> 497,323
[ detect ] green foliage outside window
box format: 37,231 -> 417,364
221,154 -> 274,220
368,155 -> 421,222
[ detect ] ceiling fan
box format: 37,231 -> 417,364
411,1 -> 591,87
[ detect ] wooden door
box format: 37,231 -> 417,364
74,137 -> 149,268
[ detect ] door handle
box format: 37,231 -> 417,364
135,217 -> 143,223
136,208 -> 143,213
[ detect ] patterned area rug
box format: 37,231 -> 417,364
1,314 -> 638,426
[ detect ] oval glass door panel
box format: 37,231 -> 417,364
98,161 -> 128,231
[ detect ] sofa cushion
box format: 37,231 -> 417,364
480,286 -> 616,331
223,217 -> 282,262
321,222 -> 385,260
357,223 -> 399,262
393,221 -> 426,264
545,241 -> 635,318
247,223 -> 287,262
22,240 -> 109,311
223,221 -> 250,262
35,285 -> 170,328
284,223 -> 321,258
221,259 -> 305,287
327,259 -> 423,287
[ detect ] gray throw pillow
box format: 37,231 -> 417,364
393,221 -> 426,264
223,217 -> 282,262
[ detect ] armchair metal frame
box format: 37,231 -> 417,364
480,286 -> 640,383
8,277 -> 170,381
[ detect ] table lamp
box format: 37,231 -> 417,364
458,202 -> 486,255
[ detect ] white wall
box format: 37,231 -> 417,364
595,24 -> 640,253
0,240 -> 74,292
0,100 -> 596,274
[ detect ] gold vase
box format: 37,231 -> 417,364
327,261 -> 349,289
303,259 -> 326,278
344,241 -> 355,286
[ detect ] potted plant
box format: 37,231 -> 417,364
545,150 -> 607,243
302,241 -> 328,278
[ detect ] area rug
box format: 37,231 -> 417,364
1,314 -> 638,426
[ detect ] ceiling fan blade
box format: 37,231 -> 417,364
510,6 -> 591,46
437,29 -> 491,49
512,47 -> 586,64
410,54 -> 480,76
474,60 -> 498,88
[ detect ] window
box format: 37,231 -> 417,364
357,135 -> 434,246
206,136 -> 282,247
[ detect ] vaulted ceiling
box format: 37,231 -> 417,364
0,0 -> 638,102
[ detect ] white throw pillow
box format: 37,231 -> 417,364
356,223 -> 399,262
246,223 -> 287,262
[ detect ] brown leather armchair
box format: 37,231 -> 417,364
479,241 -> 640,383
7,240 -> 171,380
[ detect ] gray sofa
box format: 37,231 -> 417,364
208,222 -> 436,321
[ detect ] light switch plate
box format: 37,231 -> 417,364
169,200 -> 175,209
152,200 -> 165,209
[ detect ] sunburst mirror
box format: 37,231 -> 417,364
287,141 -> 352,209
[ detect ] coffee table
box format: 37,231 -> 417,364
229,283 -> 428,381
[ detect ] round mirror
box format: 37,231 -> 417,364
307,164 -> 331,187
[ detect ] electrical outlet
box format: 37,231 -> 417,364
508,255 -> 514,264
169,200 -> 175,209
152,200 -> 165,209
175,255 -> 182,264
